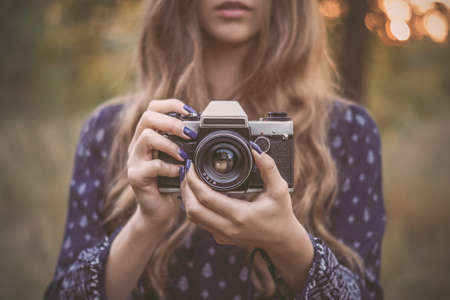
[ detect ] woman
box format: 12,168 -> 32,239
45,0 -> 385,299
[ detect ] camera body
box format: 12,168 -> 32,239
157,100 -> 294,194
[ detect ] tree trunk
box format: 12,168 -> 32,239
340,0 -> 370,104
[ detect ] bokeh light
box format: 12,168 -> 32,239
365,12 -> 385,31
409,0 -> 434,14
424,10 -> 448,42
339,0 -> 450,45
387,19 -> 411,41
320,0 -> 346,19
383,0 -> 412,21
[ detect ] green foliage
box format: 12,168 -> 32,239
0,0 -> 138,120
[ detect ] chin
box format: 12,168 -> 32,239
219,35 -> 254,45
208,26 -> 258,46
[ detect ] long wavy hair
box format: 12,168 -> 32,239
102,0 -> 363,297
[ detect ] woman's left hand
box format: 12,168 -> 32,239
180,146 -> 301,251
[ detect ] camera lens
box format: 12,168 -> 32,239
212,148 -> 235,173
195,130 -> 253,191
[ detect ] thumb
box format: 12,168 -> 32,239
249,142 -> 288,196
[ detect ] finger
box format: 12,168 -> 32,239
147,99 -> 197,116
185,163 -> 249,223
128,159 -> 181,187
129,110 -> 193,155
136,110 -> 191,141
130,128 -> 186,162
250,145 -> 288,197
180,175 -> 233,233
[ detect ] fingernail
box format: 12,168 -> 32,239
183,104 -> 198,115
179,149 -> 188,160
250,141 -> 263,154
185,159 -> 191,173
179,166 -> 185,183
183,126 -> 198,139
168,112 -> 180,119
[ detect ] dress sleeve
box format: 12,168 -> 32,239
266,102 -> 386,300
43,103 -> 140,300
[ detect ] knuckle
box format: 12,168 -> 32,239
153,159 -> 163,170
142,128 -> 153,139
272,189 -> 281,198
279,179 -> 288,192
175,120 -> 184,133
127,167 -> 138,183
147,100 -> 158,110
171,122 -> 179,134
184,201 -> 192,218
233,210 -> 248,225
197,194 -> 210,205
213,236 -> 223,244
143,111 -> 157,125
172,99 -> 184,107
214,235 -> 228,245
186,205 -> 198,221
224,226 -> 239,239
143,110 -> 153,120
184,202 -> 193,217
185,210 -> 193,221
272,186 -> 284,197
277,180 -> 288,194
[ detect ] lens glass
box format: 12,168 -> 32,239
195,130 -> 253,191
212,148 -> 235,173
203,143 -> 242,184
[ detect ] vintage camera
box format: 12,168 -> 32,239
157,100 -> 294,194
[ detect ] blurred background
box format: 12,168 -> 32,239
0,0 -> 449,299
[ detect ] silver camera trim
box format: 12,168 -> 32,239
158,187 -> 294,193
200,100 -> 248,128
183,120 -> 293,136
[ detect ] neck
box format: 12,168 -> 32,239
203,37 -> 254,99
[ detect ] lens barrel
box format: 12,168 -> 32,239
194,130 -> 253,191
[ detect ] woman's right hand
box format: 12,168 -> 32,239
127,99 -> 197,227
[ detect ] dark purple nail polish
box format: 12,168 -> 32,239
179,149 -> 188,160
183,126 -> 198,139
179,166 -> 185,183
185,159 -> 191,173
250,141 -> 263,154
183,104 -> 198,115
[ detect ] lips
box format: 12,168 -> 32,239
214,0 -> 252,18
214,1 -> 252,11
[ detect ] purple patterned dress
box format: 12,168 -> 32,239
44,100 -> 386,300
